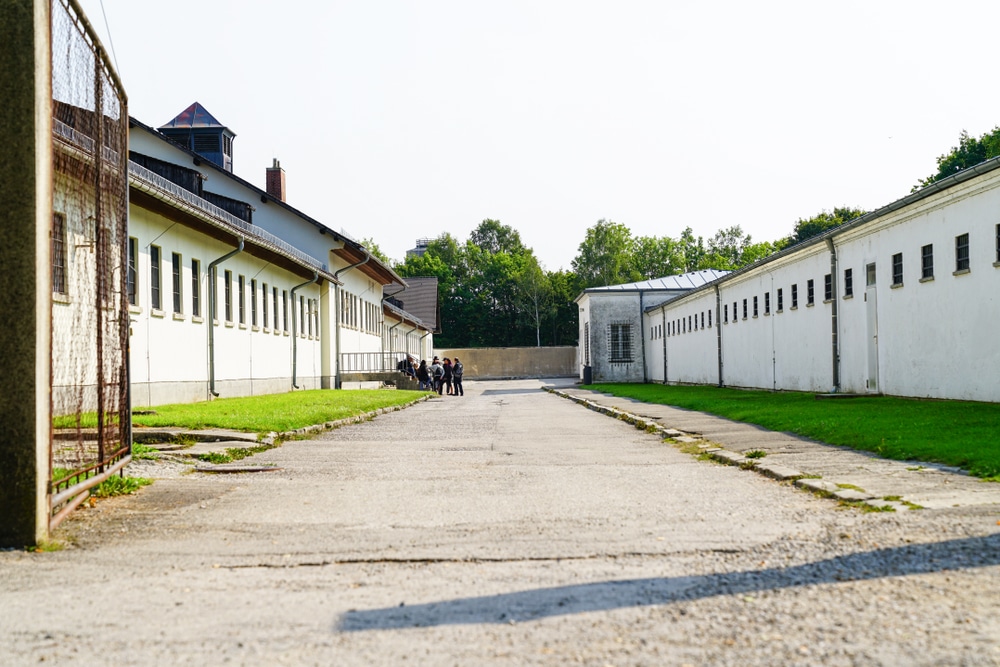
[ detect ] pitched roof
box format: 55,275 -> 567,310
159,102 -> 230,131
396,277 -> 440,333
583,269 -> 729,293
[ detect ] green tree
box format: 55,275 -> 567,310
633,235 -> 684,279
515,255 -> 551,347
677,227 -> 706,272
789,207 -> 866,245
571,219 -> 638,288
361,237 -> 391,265
914,127 -> 1000,191
699,225 -> 752,270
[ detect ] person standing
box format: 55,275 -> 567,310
430,357 -> 444,394
416,360 -> 430,390
442,358 -> 454,395
452,357 -> 464,396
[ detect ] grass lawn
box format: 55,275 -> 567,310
584,383 -> 1000,479
56,389 -> 428,435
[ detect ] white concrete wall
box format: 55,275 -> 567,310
640,167 -> 1000,402
127,203 -> 322,406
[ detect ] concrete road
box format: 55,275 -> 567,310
2,379 -> 999,665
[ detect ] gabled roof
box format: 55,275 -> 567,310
396,277 -> 440,333
159,102 -> 231,132
582,269 -> 729,295
130,116 -> 403,285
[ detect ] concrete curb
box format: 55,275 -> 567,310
269,394 -> 434,443
545,387 -> 892,510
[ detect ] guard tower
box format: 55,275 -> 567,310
159,102 -> 235,172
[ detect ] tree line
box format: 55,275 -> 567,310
366,128 -> 992,348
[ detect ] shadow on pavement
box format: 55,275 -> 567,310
336,533 -> 1000,631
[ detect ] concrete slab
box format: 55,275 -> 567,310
755,463 -> 804,481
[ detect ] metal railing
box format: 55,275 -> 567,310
340,351 -> 411,374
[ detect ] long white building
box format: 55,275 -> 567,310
635,158 -> 1000,402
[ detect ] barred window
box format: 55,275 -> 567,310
608,321 -> 633,363
955,233 -> 970,272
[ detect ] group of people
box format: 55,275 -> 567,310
412,356 -> 464,396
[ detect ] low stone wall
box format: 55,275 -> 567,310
432,346 -> 578,379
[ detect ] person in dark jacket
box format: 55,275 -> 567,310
452,357 -> 464,396
416,360 -> 431,390
442,358 -> 454,395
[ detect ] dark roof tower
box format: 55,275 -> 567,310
158,102 -> 236,173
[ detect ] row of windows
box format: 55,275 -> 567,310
665,228 -> 1000,337
129,239 -> 319,338
339,290 -> 383,336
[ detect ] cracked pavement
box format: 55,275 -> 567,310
1,379 -> 999,665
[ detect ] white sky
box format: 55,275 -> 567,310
79,0 -> 1000,271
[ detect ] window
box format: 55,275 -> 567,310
191,259 -> 201,317
866,262 -> 877,286
171,253 -> 182,314
955,233 -> 970,272
282,290 -> 289,332
844,269 -> 853,297
238,275 -> 246,324
732,301 -> 737,322
764,292 -> 770,315
251,279 -> 258,326
608,322 -> 633,363
707,310 -> 712,328
300,295 -> 305,334
224,270 -> 233,322
752,296 -> 758,317
791,284 -> 798,309
52,214 -> 68,295
150,245 -> 162,310
127,237 -> 137,304
688,315 -> 692,331
996,224 -> 1000,263
742,299 -> 747,320
891,253 -> 903,286
920,245 -> 933,280
777,288 -> 783,312
807,279 -> 815,305
700,312 -> 704,329
273,287 -> 280,331
824,273 -> 833,300
262,282 -> 269,327
724,304 -> 729,323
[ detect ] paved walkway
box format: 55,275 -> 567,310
549,381 -> 1000,511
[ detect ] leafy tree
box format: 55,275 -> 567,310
633,235 -> 684,279
361,237 -> 392,265
700,225 -> 752,270
515,255 -> 550,347
789,207 -> 866,245
677,227 -> 706,273
913,127 -> 1000,191
571,219 -> 638,288
469,218 -> 525,255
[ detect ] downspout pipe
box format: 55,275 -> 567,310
826,238 -> 841,392
208,239 -> 245,398
333,250 -> 370,389
291,271 -> 319,389
661,307 -> 667,385
419,331 -> 431,360
714,284 -> 724,387
639,291 -> 648,383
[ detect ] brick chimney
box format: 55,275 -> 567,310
266,158 -> 286,202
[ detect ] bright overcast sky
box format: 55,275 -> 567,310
79,0 -> 1000,271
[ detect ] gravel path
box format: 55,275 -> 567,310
1,379 -> 998,665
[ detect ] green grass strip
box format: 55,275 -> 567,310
584,383 -> 1000,478
56,389 -> 426,434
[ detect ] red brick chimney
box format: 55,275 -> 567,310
266,158 -> 286,202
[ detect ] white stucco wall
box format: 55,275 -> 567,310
636,166 -> 1000,402
127,203 -> 322,406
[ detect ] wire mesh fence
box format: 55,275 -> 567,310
49,0 -> 130,526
